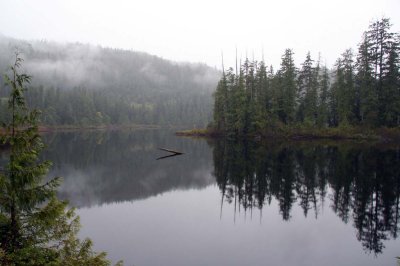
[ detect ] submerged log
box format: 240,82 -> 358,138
158,148 -> 184,155
156,153 -> 183,160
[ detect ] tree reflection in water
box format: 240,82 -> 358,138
212,139 -> 400,255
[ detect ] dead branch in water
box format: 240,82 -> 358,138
158,148 -> 184,155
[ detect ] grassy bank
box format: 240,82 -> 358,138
175,128 -> 222,137
176,126 -> 400,142
36,124 -> 161,132
0,124 -> 162,135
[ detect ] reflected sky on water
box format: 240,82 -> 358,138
38,130 -> 400,266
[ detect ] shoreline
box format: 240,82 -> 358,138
175,127 -> 400,143
37,124 -> 162,133
2,124 -> 400,143
0,124 -> 163,136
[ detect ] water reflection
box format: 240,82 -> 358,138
33,131 -> 400,259
41,130 -> 214,207
211,139 -> 400,254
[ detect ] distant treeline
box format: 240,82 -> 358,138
213,18 -> 400,135
0,36 -> 219,127
4,86 -> 211,126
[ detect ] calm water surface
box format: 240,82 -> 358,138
41,130 -> 400,266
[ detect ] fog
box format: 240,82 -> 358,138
0,35 -> 220,93
0,35 -> 219,127
0,0 -> 399,69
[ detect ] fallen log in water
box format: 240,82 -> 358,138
158,148 -> 184,155
156,153 -> 183,160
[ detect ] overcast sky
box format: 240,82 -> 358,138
0,0 -> 399,69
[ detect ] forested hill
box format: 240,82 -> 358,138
0,35 -> 220,127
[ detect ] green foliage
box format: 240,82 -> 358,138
330,49 -> 355,126
0,54 -> 120,265
297,52 -> 318,124
278,49 -> 297,124
212,17 -> 400,136
0,38 -> 218,128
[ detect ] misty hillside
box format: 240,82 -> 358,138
0,35 -> 220,126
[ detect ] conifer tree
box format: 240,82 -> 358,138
366,18 -> 398,126
268,66 -> 280,124
211,17 -> 399,133
231,67 -> 247,134
381,35 -> 400,126
0,53 -> 119,265
355,33 -> 376,125
253,61 -> 268,130
297,52 -> 317,124
331,50 -> 355,126
213,72 -> 228,131
317,66 -> 330,127
278,49 -> 297,124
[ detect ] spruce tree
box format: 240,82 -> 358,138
0,53 -> 119,265
278,49 -> 297,124
213,73 -> 228,131
331,50 -> 355,127
254,61 -> 269,129
297,52 -> 317,125
231,67 -> 246,134
366,18 -> 398,126
355,33 -> 376,125
381,35 -> 400,126
317,66 -> 330,127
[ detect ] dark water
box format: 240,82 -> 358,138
40,130 -> 400,266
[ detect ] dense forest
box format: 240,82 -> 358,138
0,36 -> 219,127
212,18 -> 400,135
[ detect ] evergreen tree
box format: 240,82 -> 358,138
0,54 -> 119,265
381,35 -> 400,126
268,66 -> 280,124
231,68 -> 246,134
366,18 -> 398,126
253,61 -> 269,130
355,33 -> 376,125
223,68 -> 236,134
317,66 -> 330,127
213,73 -> 228,131
243,58 -> 256,133
297,52 -> 317,124
330,50 -> 355,126
278,49 -> 297,124
210,17 -> 399,134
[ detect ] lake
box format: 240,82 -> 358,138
41,129 -> 400,266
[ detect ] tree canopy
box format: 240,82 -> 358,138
212,18 -> 400,134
